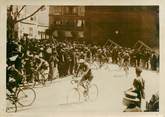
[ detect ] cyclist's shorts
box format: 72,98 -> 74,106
81,74 -> 93,82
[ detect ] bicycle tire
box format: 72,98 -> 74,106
42,73 -> 51,85
70,79 -> 79,84
67,88 -> 80,104
88,84 -> 98,102
32,78 -> 37,88
33,75 -> 44,88
29,72 -> 38,88
6,98 -> 17,113
17,87 -> 36,107
26,77 -> 36,88
39,72 -> 47,86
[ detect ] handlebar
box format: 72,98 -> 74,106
70,79 -> 79,84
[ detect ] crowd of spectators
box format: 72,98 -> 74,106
7,37 -> 159,81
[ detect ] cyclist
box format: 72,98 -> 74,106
97,49 -> 104,68
32,54 -> 49,82
123,52 -> 130,66
37,55 -> 49,75
7,57 -> 23,94
76,59 -> 94,96
122,51 -> 130,76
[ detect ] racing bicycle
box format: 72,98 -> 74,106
66,76 -> 98,104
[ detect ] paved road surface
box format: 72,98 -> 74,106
7,64 -> 159,115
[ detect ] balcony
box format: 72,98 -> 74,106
50,24 -> 85,31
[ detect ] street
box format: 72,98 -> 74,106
5,5 -> 160,117
8,64 -> 159,114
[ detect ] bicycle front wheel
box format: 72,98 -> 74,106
67,88 -> 80,104
6,98 -> 17,113
17,87 -> 36,107
88,84 -> 98,102
42,73 -> 51,85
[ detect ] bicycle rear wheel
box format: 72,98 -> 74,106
67,88 -> 80,104
17,87 -> 36,107
6,98 -> 17,113
88,84 -> 98,102
26,77 -> 36,88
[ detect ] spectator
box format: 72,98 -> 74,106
132,67 -> 145,108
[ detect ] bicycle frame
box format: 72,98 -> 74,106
71,78 -> 90,96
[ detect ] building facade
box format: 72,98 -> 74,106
49,6 -> 86,42
85,6 -> 159,47
15,5 -> 49,40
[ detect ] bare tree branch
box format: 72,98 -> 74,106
15,5 -> 45,23
15,5 -> 26,18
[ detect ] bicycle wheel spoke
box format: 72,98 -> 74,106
88,84 -> 98,101
17,88 -> 36,107
67,88 -> 80,104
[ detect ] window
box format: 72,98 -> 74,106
29,27 -> 33,37
78,7 -> 85,16
77,20 -> 85,27
82,20 -> 85,27
55,20 -> 61,25
54,7 -> 62,15
64,7 -> 69,14
78,31 -> 84,38
77,20 -> 82,27
73,7 -> 77,14
64,7 -> 77,15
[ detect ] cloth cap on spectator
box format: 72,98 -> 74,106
136,67 -> 142,73
123,96 -> 140,107
40,47 -> 44,50
123,90 -> 140,107
9,55 -> 18,61
79,59 -> 85,63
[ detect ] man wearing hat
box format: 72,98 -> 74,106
133,67 -> 145,108
123,67 -> 145,111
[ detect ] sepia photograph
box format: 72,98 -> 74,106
6,5 -> 159,114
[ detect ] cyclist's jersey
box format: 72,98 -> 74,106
79,62 -> 93,82
37,58 -> 49,73
32,56 -> 40,69
6,66 -> 22,87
